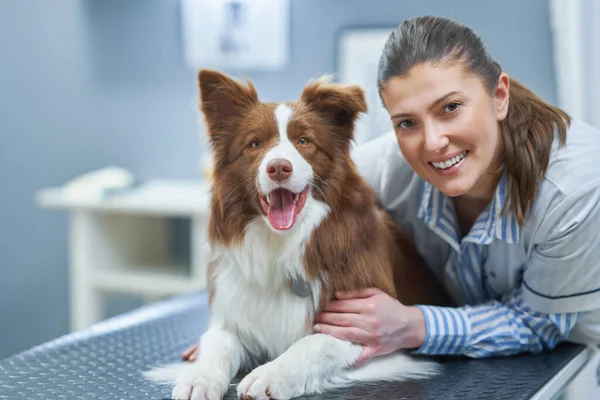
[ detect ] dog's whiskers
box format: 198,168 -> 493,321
222,176 -> 256,206
239,184 -> 261,218
313,174 -> 332,191
309,182 -> 341,221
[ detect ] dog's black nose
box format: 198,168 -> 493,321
266,158 -> 292,181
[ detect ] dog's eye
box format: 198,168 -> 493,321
249,141 -> 260,149
298,137 -> 310,146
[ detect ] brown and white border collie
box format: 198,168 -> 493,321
144,70 -> 449,400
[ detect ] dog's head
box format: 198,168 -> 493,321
199,69 -> 367,242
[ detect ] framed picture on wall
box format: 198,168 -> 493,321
180,0 -> 290,71
336,26 -> 395,145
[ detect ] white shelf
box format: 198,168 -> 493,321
94,265 -> 202,297
37,178 -> 213,331
36,179 -> 212,217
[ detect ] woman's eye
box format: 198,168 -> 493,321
249,141 -> 260,149
397,120 -> 413,129
298,137 -> 310,146
444,102 -> 461,113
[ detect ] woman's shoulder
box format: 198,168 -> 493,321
544,119 -> 600,193
528,119 -> 600,240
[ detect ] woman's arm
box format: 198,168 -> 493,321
414,288 -> 580,357
314,288 -> 580,363
316,187 -> 600,361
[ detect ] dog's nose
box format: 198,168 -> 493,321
266,158 -> 293,181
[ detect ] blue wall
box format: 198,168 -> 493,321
0,0 -> 556,358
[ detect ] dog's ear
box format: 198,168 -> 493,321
198,69 -> 259,137
300,76 -> 367,137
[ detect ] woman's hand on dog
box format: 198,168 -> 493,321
313,287 -> 426,366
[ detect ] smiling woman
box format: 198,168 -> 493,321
382,62 -> 508,203
314,15 -> 600,371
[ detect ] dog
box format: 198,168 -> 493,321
144,69 -> 450,400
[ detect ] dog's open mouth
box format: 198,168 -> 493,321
259,186 -> 309,230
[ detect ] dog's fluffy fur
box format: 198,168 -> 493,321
144,70 -> 450,400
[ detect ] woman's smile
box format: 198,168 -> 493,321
429,150 -> 469,175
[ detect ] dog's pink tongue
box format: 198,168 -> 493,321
268,189 -> 296,230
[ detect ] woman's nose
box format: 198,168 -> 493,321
422,123 -> 449,153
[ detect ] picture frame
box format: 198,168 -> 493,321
180,0 -> 290,71
336,26 -> 396,145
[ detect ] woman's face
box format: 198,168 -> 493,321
380,62 -> 510,201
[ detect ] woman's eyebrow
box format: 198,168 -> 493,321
390,91 -> 463,119
428,91 -> 462,110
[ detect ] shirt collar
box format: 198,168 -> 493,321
417,171 -> 520,248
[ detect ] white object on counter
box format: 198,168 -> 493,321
62,166 -> 135,202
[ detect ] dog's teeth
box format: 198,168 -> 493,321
266,196 -> 270,205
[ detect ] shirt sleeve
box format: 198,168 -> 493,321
522,184 -> 600,314
413,288 -> 580,357
413,184 -> 600,356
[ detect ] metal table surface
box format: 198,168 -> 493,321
0,291 -> 590,400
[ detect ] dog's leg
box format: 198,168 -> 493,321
236,333 -> 361,400
236,333 -> 438,400
146,320 -> 245,400
174,323 -> 245,400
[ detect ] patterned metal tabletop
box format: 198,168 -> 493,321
0,291 -> 589,399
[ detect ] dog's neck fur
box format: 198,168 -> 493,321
207,196 -> 328,362
212,195 -> 330,289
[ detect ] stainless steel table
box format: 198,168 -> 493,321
0,291 -> 591,399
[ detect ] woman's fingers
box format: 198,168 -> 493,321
181,343 -> 199,361
313,322 -> 380,367
313,323 -> 370,345
323,298 -> 375,314
317,311 -> 376,332
334,287 -> 382,300
353,345 -> 378,367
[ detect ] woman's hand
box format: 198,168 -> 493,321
182,343 -> 199,362
313,287 -> 426,366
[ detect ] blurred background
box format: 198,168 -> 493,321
0,0 -> 597,363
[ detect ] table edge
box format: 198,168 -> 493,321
530,345 -> 593,400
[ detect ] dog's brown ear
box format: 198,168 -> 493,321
300,76 -> 367,137
198,69 -> 259,137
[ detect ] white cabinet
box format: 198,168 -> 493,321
37,179 -> 212,331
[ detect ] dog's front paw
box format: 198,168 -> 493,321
172,372 -> 228,400
237,362 -> 305,400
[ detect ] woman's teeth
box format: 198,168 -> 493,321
432,151 -> 468,170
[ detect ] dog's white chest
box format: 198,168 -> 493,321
211,262 -> 316,361
208,214 -> 327,362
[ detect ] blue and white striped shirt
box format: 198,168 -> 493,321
412,173 -> 580,357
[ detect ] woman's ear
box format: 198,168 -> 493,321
495,72 -> 510,121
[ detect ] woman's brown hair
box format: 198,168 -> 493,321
377,15 -> 571,224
